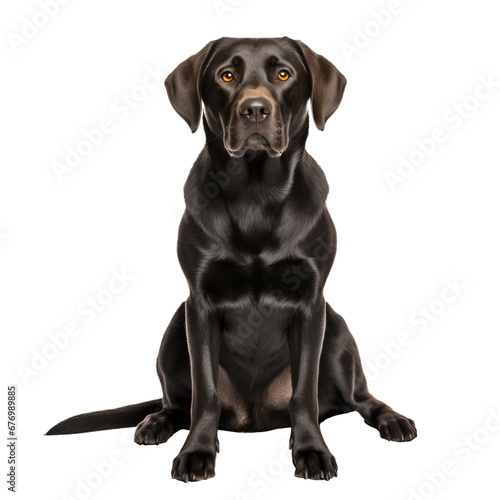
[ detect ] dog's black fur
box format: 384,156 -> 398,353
47,37 -> 416,482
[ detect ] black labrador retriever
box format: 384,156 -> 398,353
47,37 -> 417,482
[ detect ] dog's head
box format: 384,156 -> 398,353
165,37 -> 346,158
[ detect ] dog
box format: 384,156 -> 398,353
47,37 -> 417,482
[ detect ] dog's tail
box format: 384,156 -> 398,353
45,399 -> 163,435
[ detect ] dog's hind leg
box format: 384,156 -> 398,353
319,303 -> 417,442
134,302 -> 192,445
134,408 -> 181,445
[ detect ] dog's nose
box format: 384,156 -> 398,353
240,97 -> 272,122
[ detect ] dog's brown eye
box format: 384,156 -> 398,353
222,72 -> 234,82
278,70 -> 290,81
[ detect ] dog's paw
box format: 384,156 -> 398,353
134,411 -> 175,445
376,411 -> 417,442
171,450 -> 216,482
293,449 -> 338,480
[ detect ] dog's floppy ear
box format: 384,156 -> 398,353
165,42 -> 214,133
295,40 -> 346,131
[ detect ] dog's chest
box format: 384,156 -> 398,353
198,256 -> 320,309
223,174 -> 292,244
227,199 -> 280,246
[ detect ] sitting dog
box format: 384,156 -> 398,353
47,37 -> 417,482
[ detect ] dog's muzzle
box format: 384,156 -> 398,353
223,88 -> 288,158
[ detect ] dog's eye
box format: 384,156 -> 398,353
221,71 -> 234,82
278,70 -> 290,81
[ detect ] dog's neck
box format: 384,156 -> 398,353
201,116 -> 309,205
183,115 -> 328,255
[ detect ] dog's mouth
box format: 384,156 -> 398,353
225,132 -> 285,158
221,94 -> 290,158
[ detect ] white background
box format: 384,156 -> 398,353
1,0 -> 500,499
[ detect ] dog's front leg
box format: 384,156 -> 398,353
288,296 -> 338,480
171,297 -> 221,482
